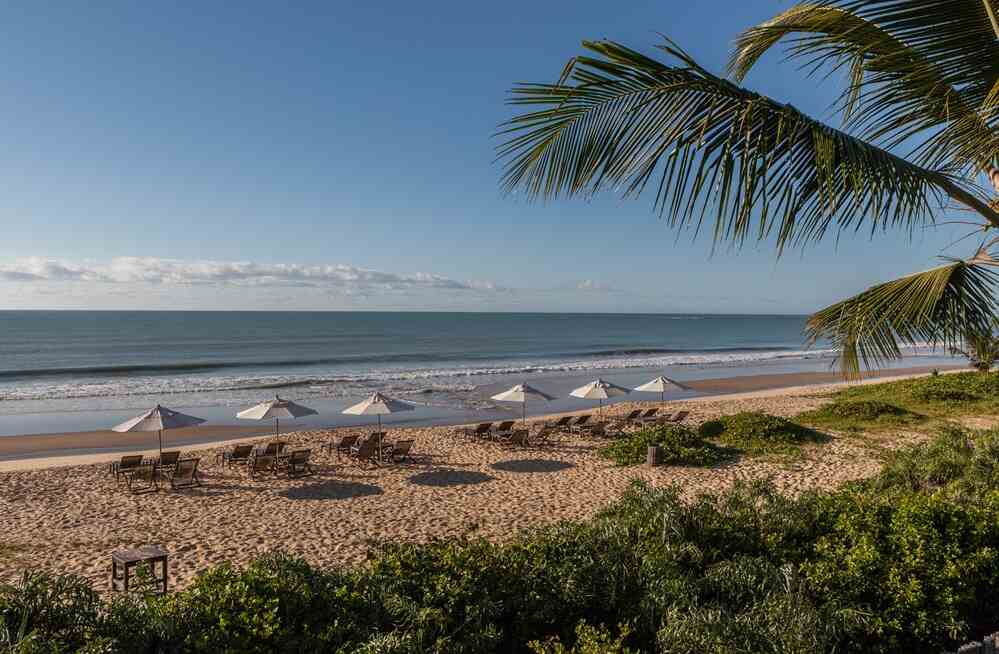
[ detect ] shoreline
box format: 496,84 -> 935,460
0,364 -> 958,471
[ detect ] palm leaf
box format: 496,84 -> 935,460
729,1 -> 999,174
806,256 -> 999,376
498,39 -> 999,253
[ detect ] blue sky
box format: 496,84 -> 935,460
0,1 -> 976,313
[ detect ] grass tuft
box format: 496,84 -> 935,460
698,411 -> 827,458
599,424 -> 732,467
798,400 -> 924,433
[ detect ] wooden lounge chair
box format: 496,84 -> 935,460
111,454 -> 145,484
545,416 -> 574,431
169,458 -> 201,490
284,449 -> 313,478
622,409 -> 644,423
458,422 -> 493,439
492,421 -> 516,440
217,444 -> 254,468
350,437 -> 380,467
387,439 -> 415,463
663,410 -> 690,423
578,421 -> 609,437
250,454 -> 276,478
531,424 -> 562,447
505,429 -> 530,446
324,433 -> 359,458
125,464 -> 158,494
569,415 -> 592,433
260,442 -> 286,457
157,451 -> 182,473
637,408 -> 661,423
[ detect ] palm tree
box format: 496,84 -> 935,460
498,0 -> 999,376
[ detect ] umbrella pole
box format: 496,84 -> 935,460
158,430 -> 163,458
276,417 -> 280,438
377,415 -> 383,462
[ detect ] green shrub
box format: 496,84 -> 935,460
599,425 -> 730,467
831,371 -> 999,415
159,552 -> 373,653
0,571 -> 102,652
867,426 -> 974,493
798,400 -> 924,433
698,412 -> 825,457
802,490 -> 999,651
530,622 -> 635,654
816,400 -> 908,421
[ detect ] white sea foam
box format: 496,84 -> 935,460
0,344 -> 944,402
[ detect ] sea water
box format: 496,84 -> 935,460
0,311 -> 957,435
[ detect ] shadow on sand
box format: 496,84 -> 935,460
491,459 -> 575,474
280,479 -> 383,500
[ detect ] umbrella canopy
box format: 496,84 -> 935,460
633,375 -> 691,405
237,396 -> 318,437
570,378 -> 630,416
569,379 -> 631,400
112,404 -> 206,456
490,383 -> 556,424
342,392 -> 414,461
343,392 -> 414,418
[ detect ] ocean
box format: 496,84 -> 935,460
0,311 -> 957,436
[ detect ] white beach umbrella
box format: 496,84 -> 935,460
633,375 -> 691,406
490,383 -> 556,425
112,404 -> 206,457
343,392 -> 414,461
237,396 -> 318,437
569,378 -> 631,417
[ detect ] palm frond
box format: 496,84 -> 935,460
498,39 -> 999,253
806,257 -> 999,376
729,1 -> 999,174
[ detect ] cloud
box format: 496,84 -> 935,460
573,279 -> 618,292
0,256 -> 500,293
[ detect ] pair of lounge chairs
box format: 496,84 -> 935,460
347,435 -> 415,466
250,448 -> 314,478
539,415 -> 594,433
324,433 -> 381,458
121,457 -> 201,494
110,451 -> 182,483
458,420 -> 519,440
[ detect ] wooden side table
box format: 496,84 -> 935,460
111,545 -> 168,594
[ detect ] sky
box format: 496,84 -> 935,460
0,1 -> 980,314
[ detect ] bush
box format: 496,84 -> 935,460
817,400 -> 908,421
698,412 -> 825,457
0,571 -> 102,652
530,622 -> 635,654
802,490 -> 999,650
797,400 -> 924,433
831,371 -> 999,413
599,425 -> 730,467
159,553 -> 374,653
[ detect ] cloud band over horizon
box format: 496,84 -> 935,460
0,256 -> 502,293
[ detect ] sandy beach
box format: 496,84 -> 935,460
0,367 -> 949,591
0,364 -> 951,469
